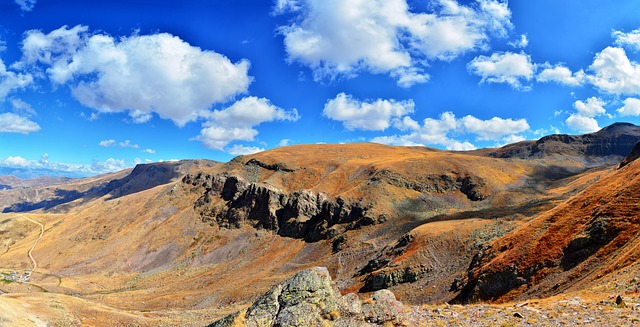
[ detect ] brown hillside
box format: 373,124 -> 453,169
454,155 -> 640,303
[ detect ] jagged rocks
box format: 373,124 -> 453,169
183,173 -> 376,241
619,141 -> 640,168
361,267 -> 421,293
209,267 -> 407,327
368,169 -> 489,201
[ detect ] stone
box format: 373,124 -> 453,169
362,289 -> 405,324
209,267 -> 408,327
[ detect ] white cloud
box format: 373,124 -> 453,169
573,97 -> 606,117
0,112 -> 40,134
118,140 -> 139,148
564,97 -> 607,133
393,116 -> 421,131
196,96 -> 299,151
273,0 -> 302,14
279,139 -> 291,147
468,51 -> 535,89
501,134 -> 526,144
3,156 -> 30,167
98,139 -> 116,147
371,111 -> 529,150
509,34 -> 528,48
90,158 -> 127,174
587,46 -> 640,95
566,114 -> 600,133
617,97 -> 640,116
226,144 -> 265,156
19,25 -> 252,126
15,0 -> 36,11
460,115 -> 529,140
613,29 -> 640,52
142,148 -> 156,154
10,98 -> 36,116
536,64 -> 584,86
276,0 -> 512,87
98,139 -> 140,148
0,59 -> 33,99
323,93 -> 415,131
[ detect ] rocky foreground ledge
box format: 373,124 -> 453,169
208,267 -> 407,327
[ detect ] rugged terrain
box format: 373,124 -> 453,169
1,123 -> 640,326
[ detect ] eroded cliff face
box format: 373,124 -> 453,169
182,172 -> 380,242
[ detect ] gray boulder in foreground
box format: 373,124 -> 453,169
209,266 -> 407,327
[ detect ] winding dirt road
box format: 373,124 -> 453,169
18,214 -> 44,274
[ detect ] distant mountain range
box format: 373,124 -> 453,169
0,166 -> 88,179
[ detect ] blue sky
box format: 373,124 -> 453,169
1,0 -> 640,176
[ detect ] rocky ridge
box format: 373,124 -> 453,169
182,173 -> 377,242
488,122 -> 640,160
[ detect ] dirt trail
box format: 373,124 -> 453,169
18,214 -> 44,274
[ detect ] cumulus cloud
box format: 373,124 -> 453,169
0,112 -> 40,134
142,148 -> 156,154
536,64 -> 585,86
323,93 -> 415,131
15,0 -> 36,12
2,155 -> 30,167
565,97 -> 607,133
573,97 -> 606,117
19,25 -> 252,126
613,28 -> 640,52
460,115 -> 529,140
276,0 -> 512,87
196,96 -> 299,150
565,115 -> 600,134
468,51 -> 535,89
587,46 -> 640,95
617,97 -> 640,116
226,144 -> 265,156
0,59 -> 33,99
371,111 -> 529,150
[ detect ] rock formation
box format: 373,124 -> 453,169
183,173 -> 378,241
208,267 -> 407,327
618,140 -> 640,168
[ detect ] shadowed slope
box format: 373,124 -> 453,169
453,156 -> 640,303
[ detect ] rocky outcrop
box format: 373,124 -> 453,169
368,169 -> 489,201
183,173 -> 379,241
245,158 -> 296,172
361,267 -> 424,292
208,267 -> 407,327
619,141 -> 640,168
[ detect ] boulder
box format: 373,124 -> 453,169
210,267 -> 408,326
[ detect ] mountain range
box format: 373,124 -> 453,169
1,123 -> 640,326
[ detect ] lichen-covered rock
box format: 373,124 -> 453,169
362,290 -> 405,324
245,284 -> 282,327
209,267 -> 409,326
